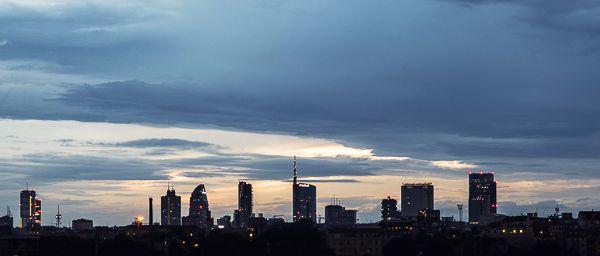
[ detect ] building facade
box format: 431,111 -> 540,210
19,189 -> 41,230
401,183 -> 434,219
161,186 -> 181,226
235,181 -> 253,227
468,172 -> 497,224
292,157 -> 317,222
381,196 -> 400,221
184,184 -> 212,228
325,204 -> 357,226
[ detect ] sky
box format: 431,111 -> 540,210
1,0 -> 600,226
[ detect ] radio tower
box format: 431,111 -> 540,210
55,205 -> 62,228
457,204 -> 464,223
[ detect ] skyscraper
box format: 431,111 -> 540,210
183,184 -> 212,228
381,196 -> 400,221
292,156 -> 317,222
468,172 -> 497,224
20,186 -> 41,230
161,185 -> 181,226
401,183 -> 434,219
235,181 -> 253,227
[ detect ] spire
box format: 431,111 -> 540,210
293,156 -> 297,185
6,205 -> 11,217
55,205 -> 62,228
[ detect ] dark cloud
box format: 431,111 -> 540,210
112,138 -> 215,149
443,0 -> 600,39
49,80 -> 600,162
0,153 -> 166,182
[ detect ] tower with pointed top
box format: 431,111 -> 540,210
292,156 -> 317,222
55,205 -> 62,228
0,205 -> 12,227
161,185 -> 181,226
20,184 -> 41,230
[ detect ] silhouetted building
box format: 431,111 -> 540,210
234,181 -> 253,227
161,185 -> 181,226
0,206 -> 12,227
0,215 -> 12,227
148,197 -> 153,225
381,196 -> 400,221
325,204 -> 357,226
217,215 -> 232,229
20,187 -> 41,230
468,172 -> 497,224
578,211 -> 600,229
268,215 -> 285,226
401,183 -> 434,219
292,156 -> 317,222
183,184 -> 212,229
72,218 -> 93,231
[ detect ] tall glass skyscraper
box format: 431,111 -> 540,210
20,187 -> 41,230
468,172 -> 497,224
161,185 -> 181,225
401,183 -> 434,219
292,157 -> 317,222
235,181 -> 253,227
189,184 -> 211,222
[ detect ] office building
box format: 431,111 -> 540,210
381,196 -> 400,221
20,187 -> 41,230
235,181 -> 253,227
468,172 -> 497,224
161,185 -> 181,226
401,183 -> 434,219
292,156 -> 317,222
325,200 -> 357,226
183,184 -> 212,228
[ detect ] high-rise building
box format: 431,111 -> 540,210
20,187 -> 41,230
401,183 -> 434,219
381,196 -> 400,221
183,184 -> 212,228
161,185 -> 181,226
292,156 -> 317,222
235,181 -> 253,227
468,172 -> 497,224
325,199 -> 357,226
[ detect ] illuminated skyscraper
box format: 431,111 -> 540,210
234,181 -> 253,227
20,186 -> 41,230
468,172 -> 497,224
161,185 -> 181,226
292,157 -> 317,222
183,184 -> 212,228
189,184 -> 210,219
401,183 -> 434,219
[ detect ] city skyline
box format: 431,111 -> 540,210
1,0 -> 600,227
4,162 -> 596,228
